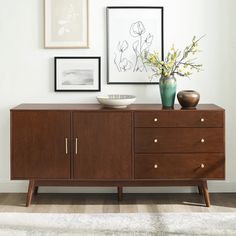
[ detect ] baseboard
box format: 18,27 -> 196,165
0,180 -> 236,193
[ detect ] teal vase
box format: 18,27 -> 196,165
159,75 -> 177,108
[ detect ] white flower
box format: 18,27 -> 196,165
130,21 -> 146,37
117,40 -> 129,53
119,58 -> 132,72
144,34 -> 153,46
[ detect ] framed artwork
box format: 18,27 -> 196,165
55,57 -> 101,92
106,7 -> 164,84
44,0 -> 89,48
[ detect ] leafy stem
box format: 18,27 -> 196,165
144,35 -> 205,79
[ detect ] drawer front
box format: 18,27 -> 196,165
135,154 -> 225,179
134,111 -> 224,128
135,128 -> 224,153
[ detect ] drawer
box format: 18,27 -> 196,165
135,154 -> 225,179
134,111 -> 224,128
135,128 -> 224,153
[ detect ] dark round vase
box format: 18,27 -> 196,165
177,90 -> 200,109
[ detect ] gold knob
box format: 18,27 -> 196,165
154,139 -> 158,143
201,138 -> 205,143
154,164 -> 158,169
154,118 -> 158,122
201,118 -> 205,122
201,163 -> 205,168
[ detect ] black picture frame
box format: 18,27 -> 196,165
106,6 -> 164,84
54,57 -> 101,92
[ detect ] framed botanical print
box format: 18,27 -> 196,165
107,7 -> 164,84
45,0 -> 89,48
55,57 -> 101,92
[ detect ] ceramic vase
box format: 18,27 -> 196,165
159,75 -> 177,108
177,90 -> 200,109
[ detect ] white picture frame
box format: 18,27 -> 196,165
45,0 -> 89,48
107,7 -> 164,84
55,57 -> 101,92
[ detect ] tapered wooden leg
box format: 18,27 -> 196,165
117,186 -> 123,201
202,181 -> 210,207
198,185 -> 203,195
26,180 -> 35,207
34,186 -> 39,195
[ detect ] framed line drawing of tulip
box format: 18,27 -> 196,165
45,0 -> 89,48
106,7 -> 164,84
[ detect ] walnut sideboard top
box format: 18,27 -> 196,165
11,104 -> 224,111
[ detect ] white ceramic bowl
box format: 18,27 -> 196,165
97,94 -> 136,108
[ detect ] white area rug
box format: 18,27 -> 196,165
0,213 -> 236,236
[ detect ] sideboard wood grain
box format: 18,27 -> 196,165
10,104 -> 225,207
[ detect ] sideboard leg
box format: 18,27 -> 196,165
197,186 -> 203,195
202,181 -> 210,207
34,186 -> 39,195
117,186 -> 123,201
26,180 -> 35,207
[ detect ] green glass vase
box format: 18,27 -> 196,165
159,75 -> 177,108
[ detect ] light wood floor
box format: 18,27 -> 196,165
0,193 -> 236,213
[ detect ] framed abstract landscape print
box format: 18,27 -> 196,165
106,7 -> 164,84
55,57 -> 101,92
45,0 -> 89,48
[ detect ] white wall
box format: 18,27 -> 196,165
0,0 -> 236,193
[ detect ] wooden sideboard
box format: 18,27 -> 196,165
10,104 -> 225,207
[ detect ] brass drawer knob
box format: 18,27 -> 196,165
154,118 -> 158,122
201,138 -> 205,143
154,164 -> 158,169
200,163 -> 205,168
154,139 -> 158,143
201,118 -> 205,122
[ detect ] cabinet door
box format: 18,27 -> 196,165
11,111 -> 71,179
73,112 -> 132,179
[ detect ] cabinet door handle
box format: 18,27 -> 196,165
75,138 -> 78,155
65,138 -> 68,155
